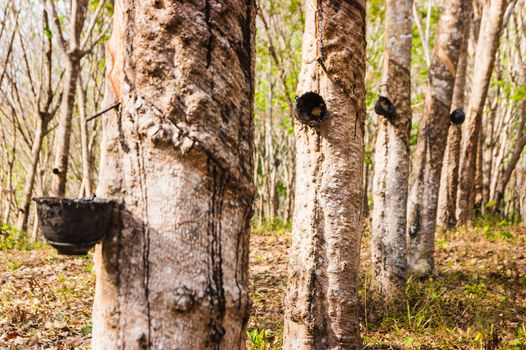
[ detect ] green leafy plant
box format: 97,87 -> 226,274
247,328 -> 274,350
0,224 -> 41,250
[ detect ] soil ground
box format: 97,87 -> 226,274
1,222 -> 525,349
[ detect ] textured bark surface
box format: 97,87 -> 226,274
494,100 -> 526,211
283,0 -> 366,349
456,0 -> 507,225
370,0 -> 412,297
436,15 -> 470,229
92,1 -> 255,349
406,0 -> 467,278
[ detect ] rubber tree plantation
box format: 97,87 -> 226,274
0,0 -> 525,349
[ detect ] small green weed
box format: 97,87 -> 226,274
252,217 -> 291,234
247,328 -> 275,350
0,224 -> 42,250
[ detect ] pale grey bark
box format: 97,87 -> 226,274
371,0 -> 413,297
283,1 -> 366,349
436,13 -> 470,229
92,0 -> 256,349
456,0 -> 508,225
77,76 -> 93,197
494,102 -> 526,211
17,116 -> 48,232
407,0 -> 468,278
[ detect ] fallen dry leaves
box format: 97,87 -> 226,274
0,223 -> 525,349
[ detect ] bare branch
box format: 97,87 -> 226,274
44,0 -> 68,54
80,0 -> 106,50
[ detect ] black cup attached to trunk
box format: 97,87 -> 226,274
33,197 -> 113,256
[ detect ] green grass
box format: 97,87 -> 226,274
251,217 -> 292,234
248,220 -> 526,349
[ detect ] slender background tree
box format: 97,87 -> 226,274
370,0 -> 413,297
406,0 -> 468,277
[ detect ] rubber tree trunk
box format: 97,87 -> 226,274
473,132 -> 484,212
77,76 -> 92,197
49,0 -> 88,197
406,0 -> 468,278
283,1 -> 366,349
51,59 -> 81,197
456,0 -> 507,225
370,0 -> 413,297
436,13 -> 470,229
91,0 -> 256,349
16,115 -> 48,232
494,101 -> 526,211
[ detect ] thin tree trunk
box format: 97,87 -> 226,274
473,129 -> 484,213
456,0 -> 507,225
92,0 -> 256,348
48,0 -> 89,197
436,16 -> 470,229
482,92 -> 498,211
495,135 -> 526,209
264,60 -> 277,219
30,208 -> 40,242
489,104 -> 513,201
406,0 -> 468,278
2,119 -> 16,224
494,102 -> 526,211
16,116 -> 48,232
51,59 -> 81,197
77,76 -> 92,197
519,169 -> 526,225
370,0 -> 413,297
363,159 -> 370,218
283,1 -> 366,348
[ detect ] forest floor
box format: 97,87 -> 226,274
0,220 -> 525,349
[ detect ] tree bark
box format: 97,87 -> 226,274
92,0 -> 255,349
51,58 -> 81,197
370,0 -> 412,297
406,0 -> 467,278
456,0 -> 507,225
77,76 -> 93,197
473,129 -> 484,213
283,1 -> 366,349
436,15 -> 470,229
494,102 -> 526,211
48,0 -> 88,197
16,115 -> 48,232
